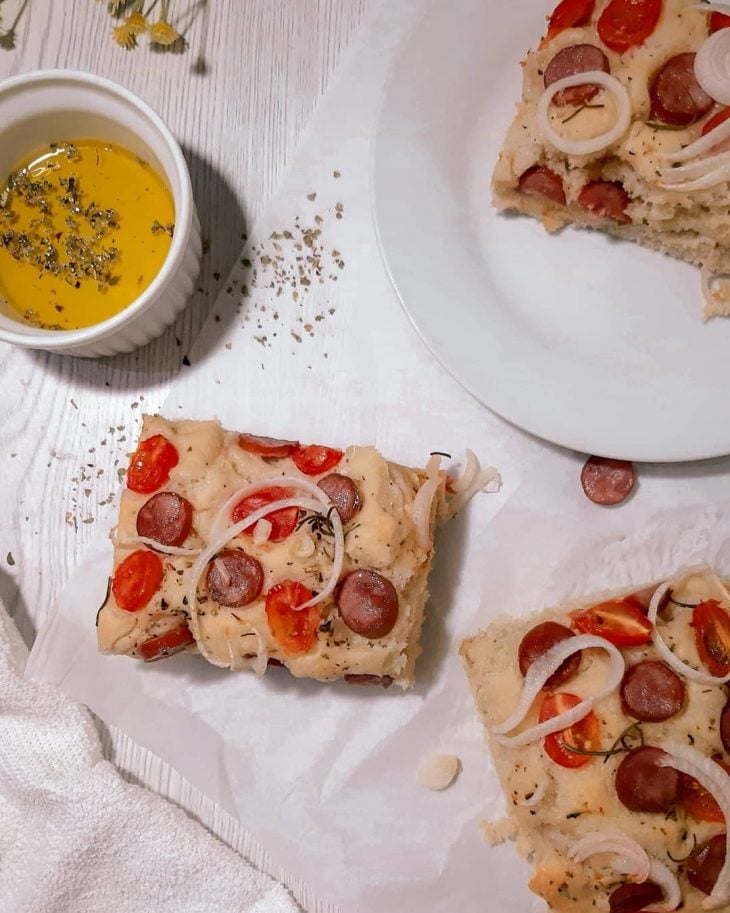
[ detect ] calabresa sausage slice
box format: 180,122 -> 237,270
206,549 -> 264,608
112,549 -> 164,612
136,491 -> 193,547
608,881 -> 664,913
620,660 -> 685,721
518,622 -> 580,688
237,433 -> 298,458
545,0 -> 596,42
317,473 -> 362,523
686,834 -> 727,895
597,0 -> 662,53
127,435 -> 179,494
517,166 -> 566,205
650,53 -> 714,126
337,569 -> 399,638
614,746 -> 680,813
580,456 -> 635,504
577,183 -> 632,225
544,44 -> 610,106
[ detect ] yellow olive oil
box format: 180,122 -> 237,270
0,140 -> 175,330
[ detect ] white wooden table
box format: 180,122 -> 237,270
0,2 -> 369,908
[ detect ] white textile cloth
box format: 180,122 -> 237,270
0,601 -> 300,913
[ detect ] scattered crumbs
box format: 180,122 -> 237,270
175,336 -> 181,347
213,271 -> 221,281
333,170 -> 341,178
182,355 -> 192,366
307,192 -> 317,201
70,398 -> 78,410
291,331 -> 302,343
6,552 -> 14,566
225,342 -> 232,350
202,238 -> 211,255
214,314 -> 221,322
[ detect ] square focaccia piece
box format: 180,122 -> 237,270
493,0 -> 730,316
461,566 -> 730,912
97,414 -> 454,688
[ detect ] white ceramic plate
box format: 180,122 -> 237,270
373,0 -> 730,462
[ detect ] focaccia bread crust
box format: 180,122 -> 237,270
97,415 -> 468,688
493,0 -> 730,316
461,567 -> 730,912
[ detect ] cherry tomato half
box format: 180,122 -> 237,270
711,11 -> 730,32
292,444 -> 343,476
539,692 -> 600,769
232,486 -> 299,543
545,0 -> 596,41
569,599 -> 652,646
679,759 -> 730,823
139,625 -> 195,662
126,435 -> 179,494
693,600 -> 730,677
265,580 -> 319,655
112,549 -> 164,612
237,433 -> 298,459
597,0 -> 662,53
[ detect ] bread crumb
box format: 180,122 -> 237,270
480,817 -> 517,846
415,753 -> 460,791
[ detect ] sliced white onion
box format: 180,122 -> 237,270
659,149 -> 730,182
291,529 -> 316,558
692,2 -> 730,15
187,495 -> 343,668
568,831 -> 650,883
648,565 -> 730,685
252,518 -> 272,545
412,478 -> 439,550
112,533 -> 201,557
663,116 -> 730,163
658,742 -> 730,909
536,71 -> 631,156
645,860 -> 682,913
453,449 -> 478,494
208,475 -> 336,542
444,453 -> 501,520
425,453 -> 442,480
696,29 -> 730,107
490,634 -> 624,748
659,162 -> 730,191
516,779 -> 548,807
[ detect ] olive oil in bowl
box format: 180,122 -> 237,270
0,140 -> 175,330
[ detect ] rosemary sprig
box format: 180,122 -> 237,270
561,103 -> 605,124
297,506 -> 336,539
563,722 -> 644,763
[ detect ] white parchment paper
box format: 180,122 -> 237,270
24,0 -> 730,910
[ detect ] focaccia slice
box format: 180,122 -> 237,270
461,567 -> 730,912
493,0 -> 730,316
97,415 -> 492,688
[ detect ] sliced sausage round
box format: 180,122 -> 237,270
337,569 -> 399,638
206,548 -> 264,608
517,165 -> 566,205
609,881 -> 664,913
615,746 -> 680,813
136,491 -> 193,547
518,622 -> 580,688
620,660 -> 685,722
317,473 -> 362,523
581,456 -> 635,505
344,673 -> 394,688
577,183 -> 632,224
544,43 -> 610,106
721,700 -> 730,753
650,53 -> 714,126
686,834 -> 727,895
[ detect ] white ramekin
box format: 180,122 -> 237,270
0,70 -> 201,358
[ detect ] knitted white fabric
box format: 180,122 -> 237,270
0,602 -> 300,913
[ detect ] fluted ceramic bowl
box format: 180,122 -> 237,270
0,70 -> 201,358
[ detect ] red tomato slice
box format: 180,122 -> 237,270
597,0 -> 662,53
232,486 -> 299,542
703,108 -> 730,136
539,692 -> 600,769
569,599 -> 652,646
693,600 -> 730,677
127,435 -> 179,494
545,0 -> 596,41
679,759 -> 730,823
237,433 -> 298,459
139,625 -> 194,662
265,580 -> 319,655
112,550 -> 164,612
292,444 -> 343,476
711,11 -> 730,32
